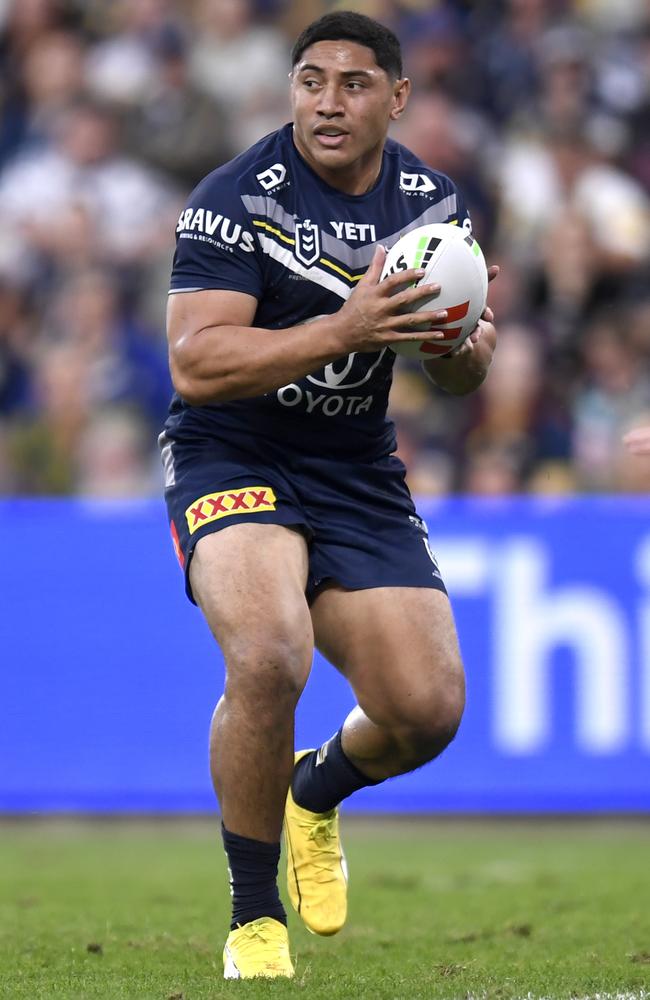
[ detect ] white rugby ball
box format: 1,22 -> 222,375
380,223 -> 488,359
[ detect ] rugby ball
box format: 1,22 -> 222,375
380,223 -> 488,359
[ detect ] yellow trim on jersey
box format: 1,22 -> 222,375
319,257 -> 363,282
252,219 -> 364,285
253,219 -> 295,246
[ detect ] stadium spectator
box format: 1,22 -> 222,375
122,27 -> 233,188
459,323 -> 550,492
75,404 -> 159,496
41,267 -> 172,431
0,277 -> 35,419
13,29 -> 86,155
0,98 -> 179,285
7,340 -> 90,494
571,312 -> 650,490
469,0 -> 550,124
85,0 -> 178,107
188,0 -> 290,149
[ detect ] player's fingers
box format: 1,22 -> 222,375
390,334 -> 449,345
391,281 -> 441,309
361,244 -> 387,285
446,338 -> 473,357
391,310 -> 448,331
381,267 -> 430,295
481,305 -> 494,323
487,264 -> 500,283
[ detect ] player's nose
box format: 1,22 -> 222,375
315,84 -> 344,117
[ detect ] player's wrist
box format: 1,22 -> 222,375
421,346 -> 490,395
316,311 -> 354,358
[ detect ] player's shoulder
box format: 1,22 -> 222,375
383,137 -> 460,201
188,125 -> 293,207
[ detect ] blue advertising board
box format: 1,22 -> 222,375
1,497 -> 648,812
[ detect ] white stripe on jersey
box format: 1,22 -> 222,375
241,193 -> 459,269
257,233 -> 353,301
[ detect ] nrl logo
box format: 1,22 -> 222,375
294,219 -> 320,267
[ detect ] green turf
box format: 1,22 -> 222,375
1,818 -> 648,1000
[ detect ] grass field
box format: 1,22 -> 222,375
1,818 -> 648,1000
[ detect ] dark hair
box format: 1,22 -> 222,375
291,11 -> 403,80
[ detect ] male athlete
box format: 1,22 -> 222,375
161,11 -> 497,979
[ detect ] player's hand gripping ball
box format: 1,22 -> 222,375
380,223 -> 488,358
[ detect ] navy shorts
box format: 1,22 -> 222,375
160,432 -> 447,604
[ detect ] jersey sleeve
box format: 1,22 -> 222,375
446,177 -> 472,233
169,172 -> 263,298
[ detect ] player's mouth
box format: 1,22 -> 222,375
313,125 -> 349,149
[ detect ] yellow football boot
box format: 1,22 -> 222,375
222,917 -> 294,979
284,750 -> 348,936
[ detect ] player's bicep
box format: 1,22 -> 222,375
167,289 -> 259,387
167,288 -> 258,342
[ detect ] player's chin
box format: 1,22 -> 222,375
309,139 -> 356,167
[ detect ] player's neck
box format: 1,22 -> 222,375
293,132 -> 384,196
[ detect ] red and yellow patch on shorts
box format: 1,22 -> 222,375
184,486 -> 277,535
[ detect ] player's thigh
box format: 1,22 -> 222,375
310,585 -> 465,729
191,523 -> 313,689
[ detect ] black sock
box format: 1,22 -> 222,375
221,825 -> 286,931
291,728 -> 382,813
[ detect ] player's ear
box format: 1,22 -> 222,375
390,77 -> 411,120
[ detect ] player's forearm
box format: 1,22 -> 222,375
170,316 -> 349,404
422,326 -> 496,395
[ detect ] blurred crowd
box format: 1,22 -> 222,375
0,0 -> 648,497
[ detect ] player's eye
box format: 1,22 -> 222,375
302,78 -> 320,89
345,81 -> 365,91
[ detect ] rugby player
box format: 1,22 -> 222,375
161,11 -> 498,979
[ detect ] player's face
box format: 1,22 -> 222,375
291,40 -> 410,193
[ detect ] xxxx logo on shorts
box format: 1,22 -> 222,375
185,486 -> 277,534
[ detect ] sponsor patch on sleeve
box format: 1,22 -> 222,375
185,486 -> 277,534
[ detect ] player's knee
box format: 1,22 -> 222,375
224,630 -> 312,708
405,683 -> 465,759
375,672 -> 465,761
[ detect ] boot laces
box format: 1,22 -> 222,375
307,815 -> 337,847
300,814 -> 340,882
236,920 -> 286,965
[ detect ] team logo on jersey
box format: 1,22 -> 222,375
185,486 -> 276,534
306,348 -> 387,391
256,163 -> 286,191
399,171 -> 436,194
294,219 -> 321,267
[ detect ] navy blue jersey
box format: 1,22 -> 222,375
166,123 -> 470,460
